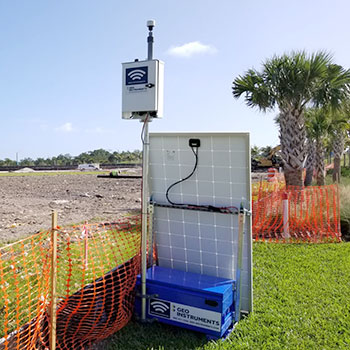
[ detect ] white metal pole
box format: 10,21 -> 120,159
83,221 -> 88,269
50,211 -> 58,350
141,118 -> 150,321
140,19 -> 155,322
282,192 -> 290,239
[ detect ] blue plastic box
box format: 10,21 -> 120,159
135,266 -> 235,338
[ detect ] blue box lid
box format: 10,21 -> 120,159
144,266 -> 235,297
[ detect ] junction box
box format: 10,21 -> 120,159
122,59 -> 164,119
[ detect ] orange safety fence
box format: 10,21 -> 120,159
0,217 -> 141,350
252,176 -> 286,201
0,182 -> 341,349
252,182 -> 341,242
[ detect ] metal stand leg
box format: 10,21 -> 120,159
148,203 -> 154,267
235,207 -> 246,322
141,121 -> 149,321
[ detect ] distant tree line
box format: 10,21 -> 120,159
0,149 -> 142,167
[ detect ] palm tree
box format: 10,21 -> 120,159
232,51 -> 350,186
251,145 -> 261,158
329,105 -> 350,182
304,105 -> 349,185
304,108 -> 332,186
331,130 -> 347,182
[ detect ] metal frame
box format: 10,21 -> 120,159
235,208 -> 246,321
140,120 -> 149,320
150,202 -> 247,320
148,131 -> 253,314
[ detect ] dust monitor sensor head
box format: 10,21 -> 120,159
147,19 -> 155,30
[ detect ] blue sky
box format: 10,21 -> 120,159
1,0 -> 349,160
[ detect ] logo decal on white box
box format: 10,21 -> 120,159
126,67 -> 148,85
149,298 -> 221,332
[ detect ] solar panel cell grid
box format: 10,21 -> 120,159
149,132 -> 252,312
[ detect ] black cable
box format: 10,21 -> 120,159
165,146 -> 198,205
164,146 -> 239,214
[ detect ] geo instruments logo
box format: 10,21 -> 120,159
125,66 -> 148,85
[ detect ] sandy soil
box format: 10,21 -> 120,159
0,171 -> 142,243
0,169 -> 268,243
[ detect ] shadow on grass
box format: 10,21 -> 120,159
97,319 -> 209,350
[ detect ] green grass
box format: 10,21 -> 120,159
323,175 -> 350,222
55,228 -> 140,297
0,171 -> 109,177
325,174 -> 350,186
0,231 -> 51,337
102,243 -> 350,350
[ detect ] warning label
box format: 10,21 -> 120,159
149,298 -> 221,332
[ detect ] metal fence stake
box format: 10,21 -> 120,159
84,221 -> 88,269
282,192 -> 290,239
50,211 -> 58,350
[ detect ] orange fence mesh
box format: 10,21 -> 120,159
0,181 -> 342,349
252,182 -> 341,242
0,230 -> 51,350
0,217 -> 141,350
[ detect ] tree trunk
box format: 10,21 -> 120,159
314,138 -> 325,186
332,132 -> 345,183
316,170 -> 325,186
284,169 -> 304,187
304,138 -> 315,186
304,167 -> 313,186
333,157 -> 341,183
279,109 -> 307,187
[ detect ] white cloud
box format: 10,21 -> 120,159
84,127 -> 114,134
167,41 -> 217,58
56,122 -> 73,133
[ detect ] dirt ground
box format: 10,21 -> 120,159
0,170 -> 142,243
0,169 -> 268,243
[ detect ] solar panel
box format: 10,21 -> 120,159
149,132 -> 252,313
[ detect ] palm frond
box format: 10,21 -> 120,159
232,69 -> 274,111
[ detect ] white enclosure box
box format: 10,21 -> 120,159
122,59 -> 164,119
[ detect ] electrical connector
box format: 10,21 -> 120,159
189,138 -> 201,148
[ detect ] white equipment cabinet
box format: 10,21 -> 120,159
122,59 -> 164,119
